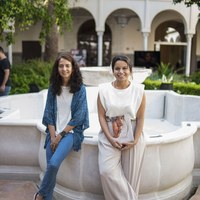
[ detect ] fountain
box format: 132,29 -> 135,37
0,86 -> 200,199
80,66 -> 152,85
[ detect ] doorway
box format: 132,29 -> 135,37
22,41 -> 42,61
155,21 -> 186,70
78,20 -> 112,66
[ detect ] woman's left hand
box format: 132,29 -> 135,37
50,135 -> 62,152
121,139 -> 138,151
0,85 -> 5,92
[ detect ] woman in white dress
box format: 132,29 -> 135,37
97,55 -> 146,200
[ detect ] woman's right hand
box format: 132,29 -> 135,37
109,138 -> 122,150
50,135 -> 61,152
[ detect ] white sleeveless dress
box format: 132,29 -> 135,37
98,81 -> 146,200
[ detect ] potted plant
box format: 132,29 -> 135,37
157,62 -> 174,90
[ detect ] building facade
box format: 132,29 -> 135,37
1,0 -> 200,75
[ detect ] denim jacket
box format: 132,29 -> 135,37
42,84 -> 89,151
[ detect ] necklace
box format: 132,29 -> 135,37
113,81 -> 130,89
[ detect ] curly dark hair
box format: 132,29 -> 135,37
111,55 -> 132,73
50,52 -> 83,95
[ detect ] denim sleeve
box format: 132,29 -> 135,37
42,87 -> 56,128
68,85 -> 89,130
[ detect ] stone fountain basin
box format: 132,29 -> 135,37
80,66 -> 152,85
37,114 -> 196,200
0,87 -> 199,200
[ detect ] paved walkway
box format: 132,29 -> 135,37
0,180 -> 38,200
189,186 -> 200,200
0,179 -> 199,200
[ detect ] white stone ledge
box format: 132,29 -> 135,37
0,165 -> 41,181
0,119 -> 39,126
36,118 -> 196,200
1,88 -> 200,200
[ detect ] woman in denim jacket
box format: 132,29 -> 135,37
34,53 -> 89,200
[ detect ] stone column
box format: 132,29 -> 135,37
155,42 -> 160,51
186,34 -> 193,76
8,44 -> 13,65
97,31 -> 104,66
142,32 -> 149,51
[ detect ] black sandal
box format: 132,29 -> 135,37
33,192 -> 39,200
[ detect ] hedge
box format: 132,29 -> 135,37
10,60 -> 52,94
9,60 -> 200,96
144,79 -> 200,96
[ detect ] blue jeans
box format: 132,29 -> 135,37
38,133 -> 74,200
0,86 -> 11,96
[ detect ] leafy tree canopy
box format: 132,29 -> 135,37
0,0 -> 72,45
173,0 -> 200,7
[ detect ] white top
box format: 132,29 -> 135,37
98,81 -> 144,142
56,86 -> 73,135
98,81 -> 144,119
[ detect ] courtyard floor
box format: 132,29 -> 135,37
0,179 -> 37,200
0,179 -> 199,200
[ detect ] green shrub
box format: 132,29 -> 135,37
143,79 -> 160,90
173,82 -> 200,96
9,60 -> 200,96
147,69 -> 185,82
10,60 -> 52,94
157,62 -> 174,83
143,79 -> 200,96
189,70 -> 200,84
144,69 -> 200,96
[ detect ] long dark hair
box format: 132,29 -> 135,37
111,55 -> 132,73
50,52 -> 83,95
0,46 -> 5,53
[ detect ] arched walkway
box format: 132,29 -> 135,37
155,20 -> 186,70
78,19 -> 111,66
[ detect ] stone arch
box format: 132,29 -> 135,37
151,10 -> 187,69
105,8 -> 141,60
69,8 -> 94,33
150,9 -> 187,33
77,19 -> 112,66
155,21 -> 186,42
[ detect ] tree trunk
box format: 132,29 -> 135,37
44,1 -> 58,62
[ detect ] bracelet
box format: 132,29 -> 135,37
60,130 -> 67,138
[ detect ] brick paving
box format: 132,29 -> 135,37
189,186 -> 200,200
0,179 -> 199,200
0,180 -> 38,200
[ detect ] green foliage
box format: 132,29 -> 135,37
173,0 -> 200,7
0,0 -> 72,45
10,60 -> 52,94
144,72 -> 200,96
144,69 -> 200,95
10,60 -> 200,96
173,0 -> 200,17
149,64 -> 185,83
173,81 -> 200,96
54,0 -> 72,34
157,62 -> 174,83
189,70 -> 200,84
143,79 -> 161,90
